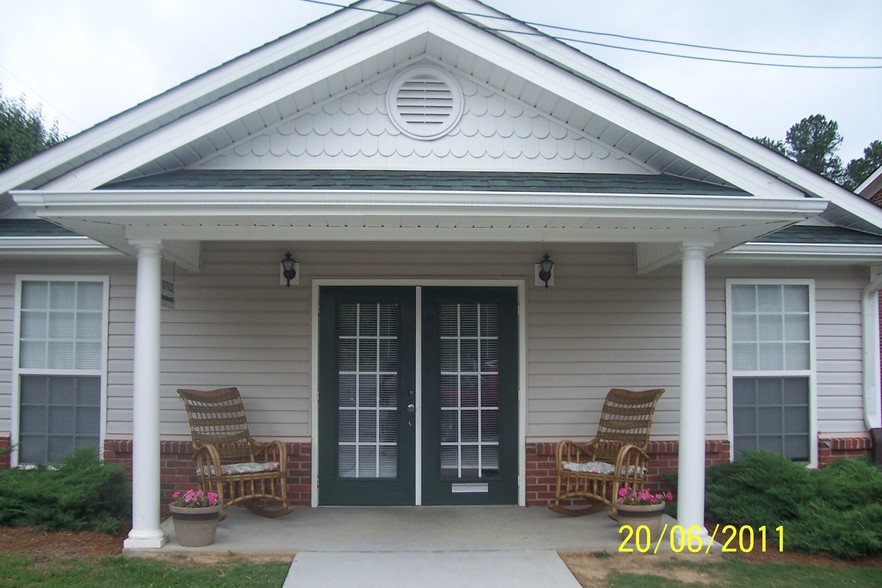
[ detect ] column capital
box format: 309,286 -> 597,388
129,239 -> 163,254
680,242 -> 713,256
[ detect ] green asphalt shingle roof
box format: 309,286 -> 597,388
101,170 -> 751,196
755,225 -> 882,245
0,219 -> 79,237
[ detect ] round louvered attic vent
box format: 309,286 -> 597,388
387,65 -> 463,140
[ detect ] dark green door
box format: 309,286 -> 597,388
318,287 -> 416,505
318,286 -> 518,505
421,287 -> 519,505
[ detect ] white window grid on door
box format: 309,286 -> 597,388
337,302 -> 398,479
439,303 -> 499,479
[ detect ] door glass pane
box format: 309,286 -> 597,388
337,302 -> 399,479
438,303 -> 500,480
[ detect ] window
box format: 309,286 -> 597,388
727,282 -> 813,463
14,278 -> 107,465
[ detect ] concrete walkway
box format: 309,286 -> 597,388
148,506 -> 636,587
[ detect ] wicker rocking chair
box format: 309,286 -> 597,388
177,387 -> 292,518
549,388 -> 664,516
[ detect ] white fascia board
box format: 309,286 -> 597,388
0,1 -> 382,196
13,189 -> 829,220
40,5 -> 805,203
425,11 -> 804,201
0,236 -> 116,254
719,242 -> 882,264
40,10 -> 440,193
858,166 -> 882,199
444,0 -> 882,225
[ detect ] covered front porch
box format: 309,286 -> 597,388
144,504 -> 677,556
13,172 -> 827,551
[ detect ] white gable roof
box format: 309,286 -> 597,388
3,0 -> 881,269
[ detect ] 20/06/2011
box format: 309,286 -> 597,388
618,524 -> 784,554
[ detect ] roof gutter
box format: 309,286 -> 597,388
862,272 -> 882,430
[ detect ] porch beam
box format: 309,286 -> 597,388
676,243 -> 710,547
123,239 -> 167,550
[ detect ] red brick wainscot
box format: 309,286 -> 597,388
0,434 -> 10,470
103,439 -> 312,514
818,436 -> 873,466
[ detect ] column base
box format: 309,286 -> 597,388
124,530 -> 168,550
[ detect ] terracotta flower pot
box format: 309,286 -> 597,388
169,503 -> 222,547
614,501 -> 666,537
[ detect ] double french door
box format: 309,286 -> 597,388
318,286 -> 518,505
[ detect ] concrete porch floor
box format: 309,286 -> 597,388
137,505 -> 640,556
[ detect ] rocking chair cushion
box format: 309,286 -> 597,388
200,461 -> 281,476
561,461 -> 645,476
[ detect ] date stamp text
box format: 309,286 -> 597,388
618,524 -> 785,554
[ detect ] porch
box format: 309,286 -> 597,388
147,505 -> 644,556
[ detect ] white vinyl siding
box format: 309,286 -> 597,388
13,276 -> 109,465
726,280 -> 815,464
0,247 -> 870,449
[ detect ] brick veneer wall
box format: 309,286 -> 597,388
0,435 -> 10,470
98,435 -> 871,509
818,437 -> 873,466
103,439 -> 312,513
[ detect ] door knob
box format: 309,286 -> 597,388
406,403 -> 416,413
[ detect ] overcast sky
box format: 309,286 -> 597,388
1,0 -> 879,163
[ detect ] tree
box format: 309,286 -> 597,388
754,135 -> 786,156
842,140 -> 882,191
755,114 -> 880,189
0,86 -> 63,172
782,114 -> 843,182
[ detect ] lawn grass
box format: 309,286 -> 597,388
606,556 -> 882,588
0,553 -> 290,588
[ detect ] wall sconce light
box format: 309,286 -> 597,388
280,252 -> 300,287
535,253 -> 554,288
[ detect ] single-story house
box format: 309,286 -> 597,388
2,0 -> 881,550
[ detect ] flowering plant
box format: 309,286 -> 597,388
171,488 -> 219,508
616,484 -> 673,506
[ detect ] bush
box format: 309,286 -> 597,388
705,451 -> 882,559
0,447 -> 130,534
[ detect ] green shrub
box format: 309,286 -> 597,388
705,451 -> 882,558
0,447 -> 130,534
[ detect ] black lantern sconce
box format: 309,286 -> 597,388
280,252 -> 299,287
536,253 -> 554,288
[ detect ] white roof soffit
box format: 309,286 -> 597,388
21,3 -> 808,204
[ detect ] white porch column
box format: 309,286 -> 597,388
676,243 -> 709,546
124,240 -> 167,550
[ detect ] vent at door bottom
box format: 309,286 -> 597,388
451,483 -> 489,494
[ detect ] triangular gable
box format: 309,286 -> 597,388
3,0 -> 881,249
195,63 -> 649,174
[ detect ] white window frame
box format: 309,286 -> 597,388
11,275 -> 110,467
725,279 -> 817,466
